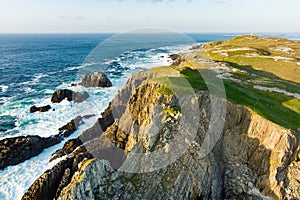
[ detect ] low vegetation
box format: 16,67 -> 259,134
147,35 -> 300,130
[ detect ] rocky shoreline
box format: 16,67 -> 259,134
1,48 -> 300,199
18,66 -> 300,199
0,71 -> 111,171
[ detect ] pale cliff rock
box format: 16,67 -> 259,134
23,70 -> 300,200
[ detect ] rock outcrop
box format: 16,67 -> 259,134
51,89 -> 89,103
23,70 -> 300,200
29,105 -> 52,113
50,138 -> 84,162
22,152 -> 93,200
169,54 -> 187,66
58,116 -> 83,138
80,71 -> 112,88
0,116 -> 85,170
0,135 -> 61,170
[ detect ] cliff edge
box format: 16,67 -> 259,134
23,69 -> 300,200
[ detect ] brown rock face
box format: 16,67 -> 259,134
0,115 -> 86,170
22,153 -> 93,200
80,71 -> 112,88
0,135 -> 61,170
51,89 -> 89,103
50,138 -> 84,162
22,70 -> 300,200
58,116 -> 83,138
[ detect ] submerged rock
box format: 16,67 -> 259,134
80,71 -> 112,88
0,135 -> 61,170
51,89 -> 89,103
29,105 -> 51,113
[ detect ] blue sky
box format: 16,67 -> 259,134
0,0 -> 300,33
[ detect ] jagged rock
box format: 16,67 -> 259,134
51,89 -> 73,103
50,138 -> 83,162
80,71 -> 112,88
22,153 -> 93,200
24,70 -> 300,200
169,54 -> 186,66
58,116 -> 83,138
0,135 -> 61,170
0,115 -> 88,170
29,105 -> 51,113
51,89 -> 89,103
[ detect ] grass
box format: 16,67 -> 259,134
146,35 -> 300,130
157,86 -> 174,95
201,35 -> 300,84
282,99 -> 300,115
148,65 -> 300,130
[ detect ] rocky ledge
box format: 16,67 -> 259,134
22,70 -> 300,200
0,116 -> 85,170
0,135 -> 61,170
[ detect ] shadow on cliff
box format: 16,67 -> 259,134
217,61 -> 300,130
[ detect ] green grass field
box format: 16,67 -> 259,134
146,35 -> 300,130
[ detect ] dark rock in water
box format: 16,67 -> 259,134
0,135 -> 61,170
80,71 -> 112,88
70,83 -> 77,87
0,115 -> 88,170
58,116 -> 83,138
50,138 -> 84,162
22,152 -> 93,200
29,105 -> 51,113
51,89 -> 89,103
51,89 -> 73,103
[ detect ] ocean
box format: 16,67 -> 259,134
0,32 -> 299,199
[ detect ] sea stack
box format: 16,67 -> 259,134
80,72 -> 112,88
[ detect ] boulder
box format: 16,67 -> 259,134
29,105 -> 51,113
51,89 -> 89,103
0,135 -> 61,170
80,72 -> 112,88
51,89 -> 73,103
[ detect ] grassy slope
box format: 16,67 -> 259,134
147,35 -> 300,130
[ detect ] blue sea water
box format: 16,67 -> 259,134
0,32 -> 237,137
0,32 -> 299,199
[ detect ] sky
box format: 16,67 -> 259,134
0,0 -> 300,33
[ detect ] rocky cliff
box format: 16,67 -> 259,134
22,68 -> 300,200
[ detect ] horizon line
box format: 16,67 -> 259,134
0,31 -> 300,34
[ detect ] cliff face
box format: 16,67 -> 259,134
24,70 -> 300,200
